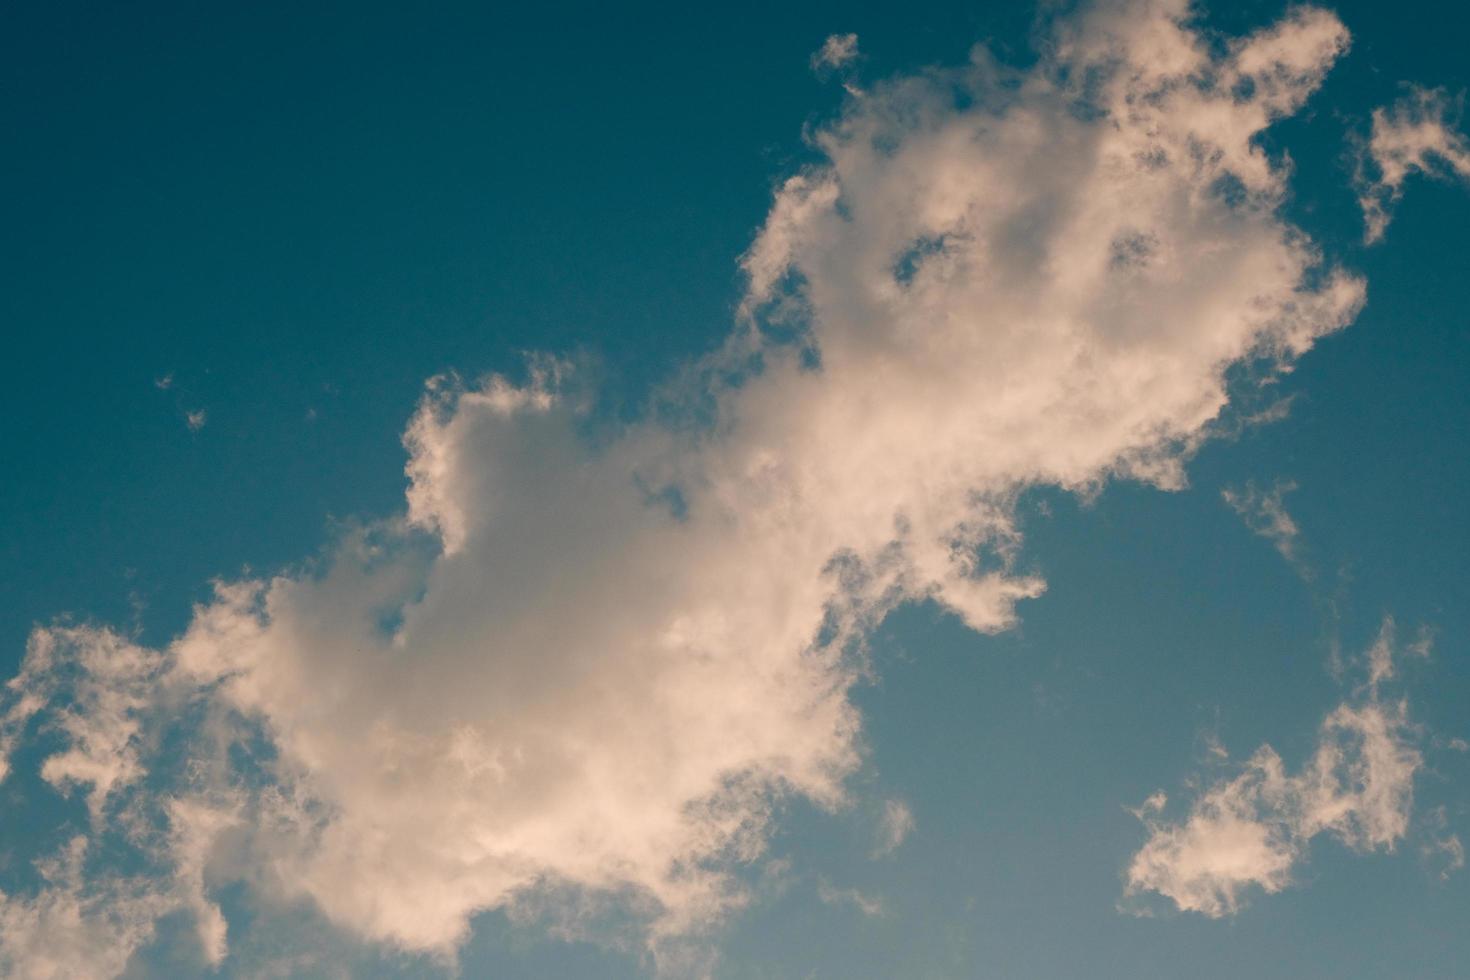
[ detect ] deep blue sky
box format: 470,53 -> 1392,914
2,2 -> 1468,977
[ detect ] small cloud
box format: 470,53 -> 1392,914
1127,791 -> 1168,821
154,373 -> 174,391
1356,85 -> 1470,243
1405,624 -> 1436,661
1222,480 -> 1307,576
811,33 -> 859,73
872,798 -> 915,857
1431,835 -> 1466,880
758,857 -> 795,895
1237,394 -> 1296,429
1124,625 -> 1425,917
1366,616 -> 1431,693
1421,807 -> 1465,881
185,410 -> 207,432
1201,731 -> 1229,762
816,878 -> 883,917
1366,617 -> 1396,689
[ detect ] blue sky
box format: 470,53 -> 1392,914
2,1 -> 1468,977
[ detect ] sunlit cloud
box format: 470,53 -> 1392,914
0,1 -> 1396,974
1125,621 -> 1426,917
1357,85 -> 1470,242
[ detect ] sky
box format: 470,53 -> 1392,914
1,1 -> 1468,977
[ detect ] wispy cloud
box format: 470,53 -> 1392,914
873,798 -> 916,857
0,835 -> 173,980
810,33 -> 859,73
1125,620 -> 1427,917
1357,85 -> 1470,242
817,878 -> 885,917
1421,806 -> 1466,881
1223,480 -> 1306,574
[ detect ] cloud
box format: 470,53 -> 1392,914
810,33 -> 859,73
874,799 -> 916,857
0,836 -> 172,980
185,409 -> 207,432
1421,806 -> 1465,881
816,879 -> 884,917
1429,834 -> 1465,879
0,1 -> 1367,973
1222,479 -> 1305,572
1357,85 -> 1470,242
1363,616 -> 1432,691
0,626 -> 163,820
1125,621 -> 1424,917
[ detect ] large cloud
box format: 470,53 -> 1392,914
0,1 -> 1366,974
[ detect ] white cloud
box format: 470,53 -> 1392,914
185,409 -> 208,432
1357,85 -> 1470,242
0,1 -> 1369,972
1125,623 -> 1424,916
1421,807 -> 1465,881
0,837 -> 172,980
1361,616 -> 1431,691
0,626 -> 163,821
1222,479 -> 1304,571
874,798 -> 916,857
810,33 -> 859,73
1430,835 -> 1465,879
167,796 -> 240,967
1366,616 -> 1397,689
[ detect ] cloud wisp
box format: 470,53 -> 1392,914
1357,85 -> 1470,242
816,879 -> 885,918
873,799 -> 916,858
810,32 -> 860,73
0,1 -> 1372,975
1223,479 -> 1307,574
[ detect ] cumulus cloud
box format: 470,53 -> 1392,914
0,1 -> 1368,973
1357,85 -> 1470,242
1125,621 -> 1424,916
